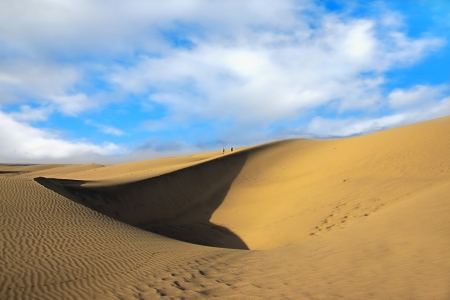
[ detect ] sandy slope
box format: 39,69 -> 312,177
1,116 -> 450,299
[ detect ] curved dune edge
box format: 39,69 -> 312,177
34,151 -> 251,249
35,116 -> 450,250
2,116 -> 450,299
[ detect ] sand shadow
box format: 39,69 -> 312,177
35,151 -> 249,250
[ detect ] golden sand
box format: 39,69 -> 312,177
2,116 -> 450,299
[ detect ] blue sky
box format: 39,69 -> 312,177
0,0 -> 449,163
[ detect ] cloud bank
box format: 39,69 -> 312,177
0,0 -> 448,162
0,111 -> 122,161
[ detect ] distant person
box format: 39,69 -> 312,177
231,147 -> 233,152
222,147 -> 225,154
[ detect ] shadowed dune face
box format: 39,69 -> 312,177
3,117 -> 450,299
35,152 -> 249,249
33,116 -> 450,250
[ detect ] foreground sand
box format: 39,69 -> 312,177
2,116 -> 450,299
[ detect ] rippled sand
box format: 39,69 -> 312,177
2,116 -> 450,299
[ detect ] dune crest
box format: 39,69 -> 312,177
38,116 -> 450,250
2,116 -> 450,299
35,152 -> 250,249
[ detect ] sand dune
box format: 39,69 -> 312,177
2,116 -> 450,299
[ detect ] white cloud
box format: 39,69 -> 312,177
0,0 -> 312,120
0,0 -> 448,162
97,125 -> 124,136
50,93 -> 97,116
306,96 -> 450,137
1,1 -> 445,124
109,9 -> 443,126
307,114 -> 407,137
84,120 -> 125,136
0,0 -> 302,58
0,60 -> 96,116
0,59 -> 97,116
388,85 -> 448,108
0,110 -> 122,160
380,10 -> 404,28
0,60 -> 80,103
8,105 -> 53,122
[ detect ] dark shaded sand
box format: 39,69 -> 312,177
2,116 -> 450,299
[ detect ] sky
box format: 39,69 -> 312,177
1,0 -> 449,164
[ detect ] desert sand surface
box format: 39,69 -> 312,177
2,116 -> 450,299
